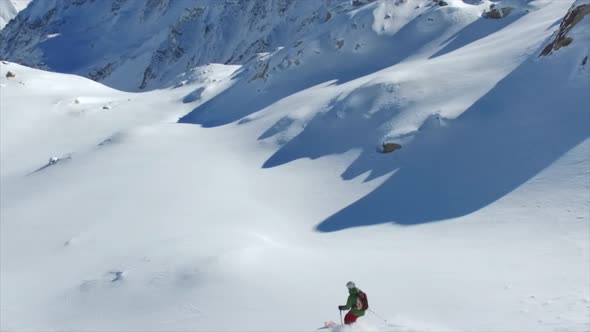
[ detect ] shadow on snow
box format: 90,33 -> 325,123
314,56 -> 589,231
177,9 -> 588,231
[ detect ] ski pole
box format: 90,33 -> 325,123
369,308 -> 388,324
339,310 -> 343,325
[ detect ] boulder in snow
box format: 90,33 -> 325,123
5,71 -> 15,78
109,271 -> 124,282
482,5 -> 513,19
382,142 -> 402,153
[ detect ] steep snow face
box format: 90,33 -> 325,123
0,0 -> 31,29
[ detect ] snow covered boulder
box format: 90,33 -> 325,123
540,3 -> 590,56
482,5 -> 513,19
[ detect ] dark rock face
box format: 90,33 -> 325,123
540,3 -> 590,56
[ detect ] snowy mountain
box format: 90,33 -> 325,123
0,0 -> 31,29
1,0 -> 589,331
1,0 -> 352,90
1,0 -> 571,91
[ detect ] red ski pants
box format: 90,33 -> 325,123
344,311 -> 359,324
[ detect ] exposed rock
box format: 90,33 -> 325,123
109,271 -> 124,282
72,0 -> 89,6
250,57 -> 271,82
27,154 -> 73,175
139,6 -> 208,89
5,71 -> 15,78
540,4 -> 590,56
382,142 -> 402,153
483,5 -> 513,19
352,0 -> 377,7
139,66 -> 157,90
111,0 -> 129,13
98,138 -> 113,146
141,0 -> 171,21
88,62 -> 115,81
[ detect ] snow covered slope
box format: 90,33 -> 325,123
1,0 -> 589,331
0,0 -> 31,29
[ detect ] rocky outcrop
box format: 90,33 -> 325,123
88,62 -> 115,81
382,143 -> 402,153
352,0 -> 377,7
139,6 -> 205,89
482,4 -> 513,19
111,0 -> 129,14
540,3 -> 590,56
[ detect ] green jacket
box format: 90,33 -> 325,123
340,287 -> 366,316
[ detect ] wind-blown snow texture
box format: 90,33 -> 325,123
1,0 -> 589,331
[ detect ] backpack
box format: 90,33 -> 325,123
357,290 -> 369,310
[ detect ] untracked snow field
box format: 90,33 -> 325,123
1,0 -> 589,331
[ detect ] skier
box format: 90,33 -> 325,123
338,281 -> 369,325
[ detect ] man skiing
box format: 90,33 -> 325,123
338,281 -> 368,325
